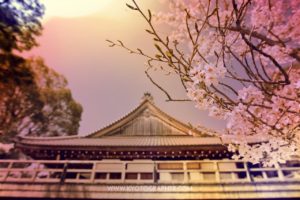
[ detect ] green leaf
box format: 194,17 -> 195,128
195,22 -> 199,32
154,43 -> 163,53
166,51 -> 172,58
117,40 -> 124,46
126,3 -> 138,10
148,9 -> 152,21
146,29 -> 153,34
137,48 -> 143,54
155,54 -> 162,59
214,51 -> 219,58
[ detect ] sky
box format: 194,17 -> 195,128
26,0 -> 226,135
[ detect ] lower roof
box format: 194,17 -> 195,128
18,136 -> 222,147
17,135 -> 262,147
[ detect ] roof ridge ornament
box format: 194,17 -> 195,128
141,92 -> 154,103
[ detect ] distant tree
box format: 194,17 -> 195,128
0,57 -> 83,142
108,0 -> 300,166
0,0 -> 44,99
0,0 -> 83,145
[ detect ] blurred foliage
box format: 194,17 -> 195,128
0,57 -> 83,142
0,0 -> 44,53
0,0 -> 83,143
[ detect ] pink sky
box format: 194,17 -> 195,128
26,0 -> 226,135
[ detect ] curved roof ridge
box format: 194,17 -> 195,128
83,99 -> 150,137
196,125 -> 220,136
18,97 -> 218,141
145,101 -> 206,136
84,98 -> 213,138
18,135 -> 80,141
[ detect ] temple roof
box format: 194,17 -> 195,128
84,92 -> 212,138
16,94 -> 268,162
17,93 -> 223,148
17,93 -> 266,150
18,136 -> 223,147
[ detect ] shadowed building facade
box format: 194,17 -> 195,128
0,93 -> 300,199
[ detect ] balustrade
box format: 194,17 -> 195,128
0,159 -> 299,184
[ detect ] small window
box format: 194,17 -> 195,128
237,172 -> 247,179
188,172 -> 201,180
171,172 -> 184,181
11,162 -> 30,168
46,163 -> 64,169
141,173 -> 153,180
0,162 -> 10,168
109,173 -> 122,179
51,172 -> 63,179
79,172 -> 91,179
218,162 -> 236,170
203,172 -> 216,180
248,163 -> 261,169
266,171 -> 278,178
235,162 -> 244,169
286,161 -> 300,167
220,172 -> 232,180
187,162 -> 201,169
68,163 -> 93,169
21,173 -> 33,179
282,170 -> 299,178
125,173 -> 138,180
65,172 -> 77,179
95,173 -> 107,179
158,163 -> 183,170
201,163 -> 214,170
250,171 -> 263,179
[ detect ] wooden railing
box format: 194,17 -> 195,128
0,159 -> 299,184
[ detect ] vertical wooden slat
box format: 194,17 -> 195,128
3,161 -> 12,182
91,161 -> 96,183
244,162 -> 252,182
215,161 -> 220,182
274,162 -> 285,181
121,162 -> 126,183
31,162 -> 39,183
183,161 -> 188,183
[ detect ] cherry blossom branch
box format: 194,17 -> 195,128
145,69 -> 190,102
108,0 -> 300,165
232,0 -> 290,85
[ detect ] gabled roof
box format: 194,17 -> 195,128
17,93 -> 222,148
84,94 -> 208,138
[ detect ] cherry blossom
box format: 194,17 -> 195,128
150,0 -> 300,166
111,0 -> 300,166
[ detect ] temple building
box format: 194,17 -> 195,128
0,93 -> 299,199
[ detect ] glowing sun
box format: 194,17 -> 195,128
40,0 -> 112,20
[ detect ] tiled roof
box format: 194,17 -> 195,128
18,136 -> 223,147
83,97 -> 208,138
17,95 -> 266,148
